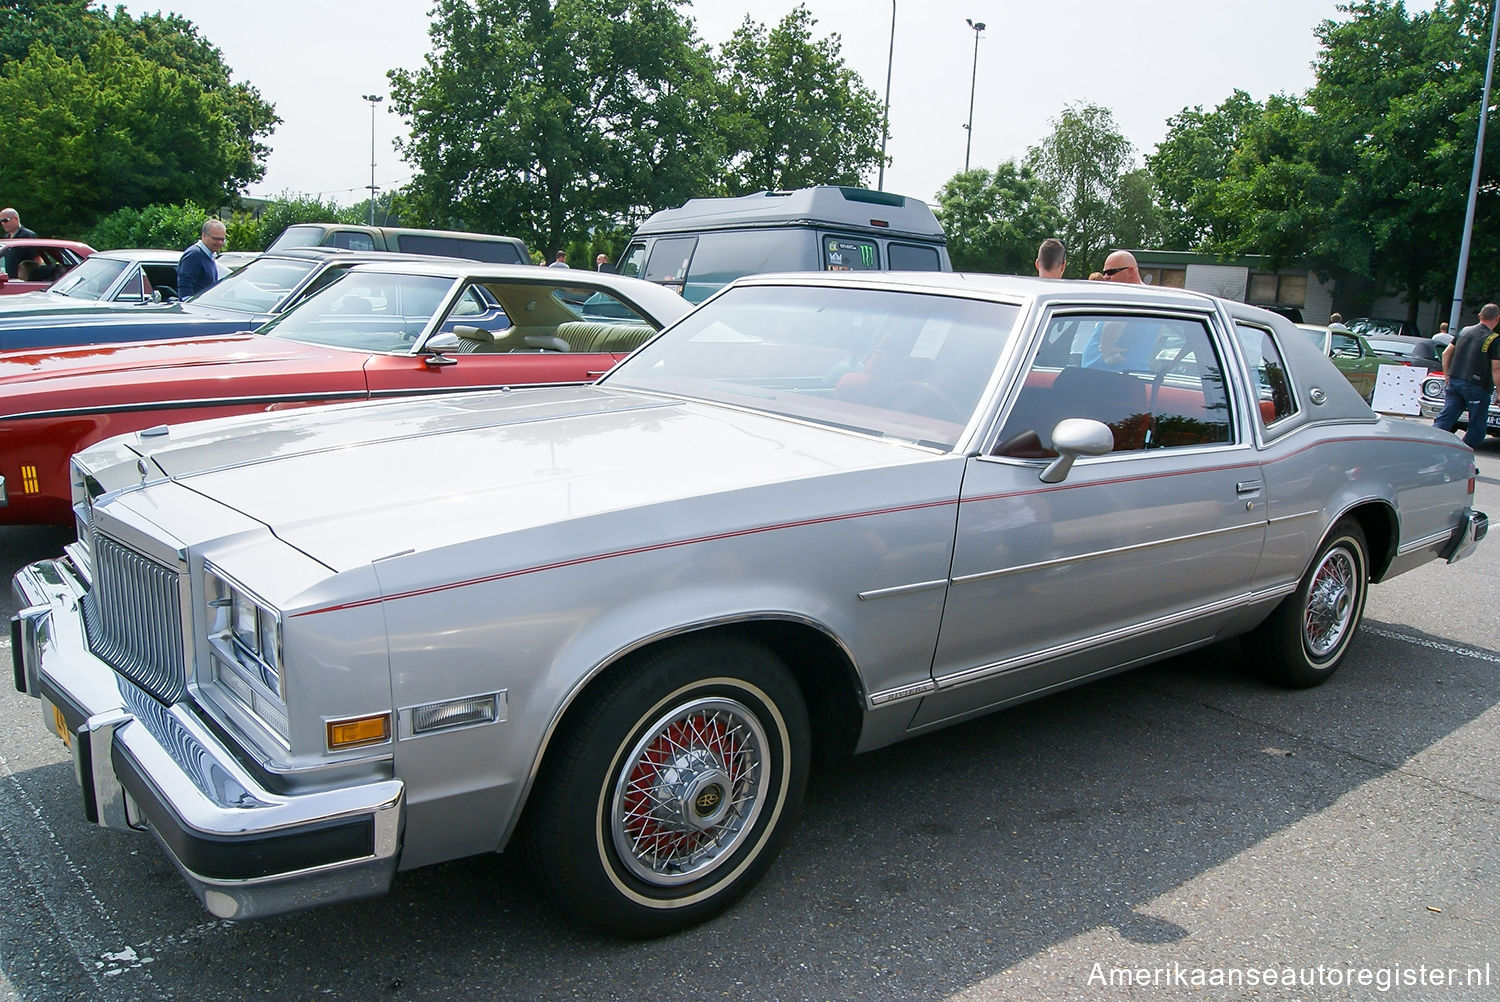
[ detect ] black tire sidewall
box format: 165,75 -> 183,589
533,639 -> 810,936
1252,519 -> 1369,687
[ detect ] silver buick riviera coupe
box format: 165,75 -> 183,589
13,273 -> 1486,936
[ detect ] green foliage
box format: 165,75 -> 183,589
715,5 -> 884,195
1024,103 -> 1140,275
85,194 -> 365,252
1203,0 -> 1499,316
389,0 -> 722,258
935,164 -> 1065,274
0,4 -> 277,237
236,193 -> 363,250
83,201 -> 208,250
1147,90 -> 1264,250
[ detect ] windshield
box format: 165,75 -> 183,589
190,257 -> 321,314
266,225 -> 327,251
257,271 -> 457,351
604,285 -> 1019,449
48,256 -> 128,300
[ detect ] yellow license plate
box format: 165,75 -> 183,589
50,704 -> 72,750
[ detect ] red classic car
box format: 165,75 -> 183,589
0,261 -> 691,524
0,238 -> 94,294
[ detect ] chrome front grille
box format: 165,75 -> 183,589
81,534 -> 186,703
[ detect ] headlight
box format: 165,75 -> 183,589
1423,377 -> 1445,399
204,564 -> 284,700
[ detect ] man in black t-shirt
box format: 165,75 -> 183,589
1434,303 -> 1500,449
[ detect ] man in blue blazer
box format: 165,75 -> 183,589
177,219 -> 228,298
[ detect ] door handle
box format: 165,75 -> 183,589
1235,480 -> 1263,494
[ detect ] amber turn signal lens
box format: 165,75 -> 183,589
327,714 -> 391,750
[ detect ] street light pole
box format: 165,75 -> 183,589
1449,0 -> 1500,334
963,18 -> 985,173
361,94 -> 384,226
878,1 -> 895,191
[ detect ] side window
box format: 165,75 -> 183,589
112,267 -> 146,301
617,242 -> 647,279
888,242 -> 942,271
682,230 -> 815,303
1331,333 -> 1361,357
996,314 -> 1232,458
458,239 -> 523,264
822,236 -> 878,271
396,234 -> 455,257
330,231 -> 378,251
1236,323 -> 1298,426
643,236 -> 697,293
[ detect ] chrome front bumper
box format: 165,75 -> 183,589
11,556 -> 405,920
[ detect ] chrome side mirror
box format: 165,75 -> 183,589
1040,418 -> 1113,483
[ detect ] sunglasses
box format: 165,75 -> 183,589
1100,266 -> 1133,277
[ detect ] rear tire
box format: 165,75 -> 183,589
522,637 -> 810,937
1246,518 -> 1369,688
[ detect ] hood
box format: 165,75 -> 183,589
0,334 -> 363,416
0,293 -> 179,321
116,386 -> 933,570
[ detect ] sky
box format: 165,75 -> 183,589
121,0 -> 1410,207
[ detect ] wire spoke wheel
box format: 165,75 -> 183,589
611,697 -> 768,886
1303,544 -> 1358,659
524,638 -> 809,936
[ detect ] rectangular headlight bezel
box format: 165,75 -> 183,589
203,563 -> 286,704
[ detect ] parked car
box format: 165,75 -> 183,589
0,248 -> 181,318
267,223 -> 531,264
1346,316 -> 1424,339
0,238 -> 94,294
12,273 -> 1485,936
1297,323 -> 1382,401
618,185 -> 951,302
1418,368 -> 1500,435
0,262 -> 690,524
1364,333 -> 1442,370
0,247 -> 472,351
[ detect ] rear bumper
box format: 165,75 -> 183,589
1442,508 -> 1488,564
11,556 -> 404,920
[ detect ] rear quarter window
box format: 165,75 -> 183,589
888,242 -> 943,271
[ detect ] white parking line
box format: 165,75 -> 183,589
1362,624 -> 1500,663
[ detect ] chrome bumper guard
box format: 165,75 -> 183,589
11,557 -> 405,920
1442,508 -> 1488,564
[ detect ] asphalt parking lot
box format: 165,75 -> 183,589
1,432 -> 1496,1002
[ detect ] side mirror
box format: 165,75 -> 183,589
1040,418 -> 1114,483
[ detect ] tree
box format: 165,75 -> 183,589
1024,103 -> 1138,276
1147,90 -> 1264,250
1211,0 -> 1500,319
389,0 -> 722,258
0,4 -> 276,235
714,5 -> 885,194
934,163 -> 1064,274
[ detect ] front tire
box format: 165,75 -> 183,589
523,638 -> 810,937
1247,518 -> 1369,688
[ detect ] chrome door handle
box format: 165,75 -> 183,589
1236,480 -> 1263,494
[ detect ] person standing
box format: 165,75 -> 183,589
1035,238 -> 1066,278
595,253 -> 615,273
1,208 -> 39,277
1100,250 -> 1141,284
177,218 -> 227,298
1433,303 -> 1500,450
549,251 -> 570,268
